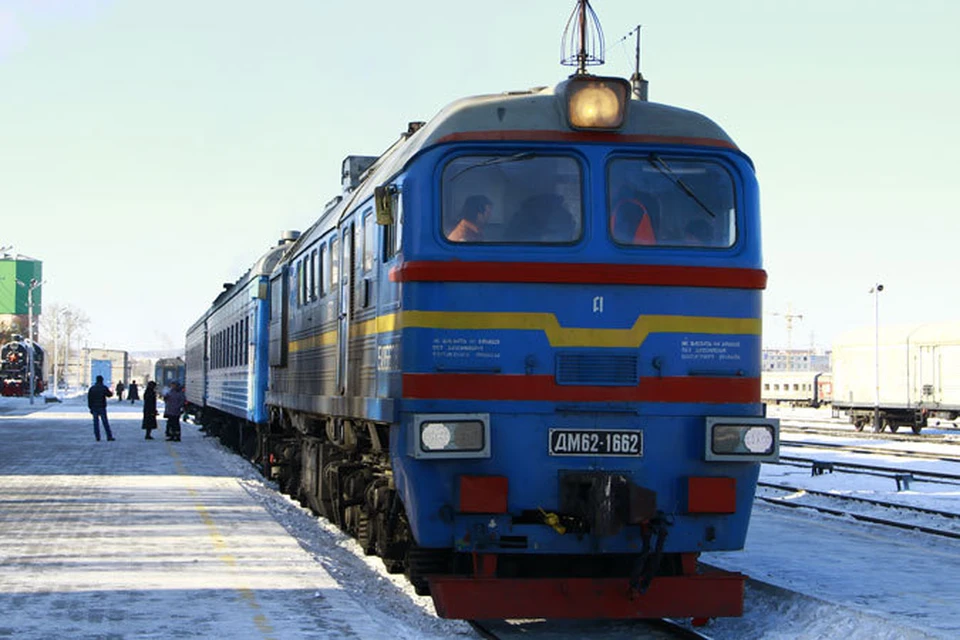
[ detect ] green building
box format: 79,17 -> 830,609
0,257 -> 43,316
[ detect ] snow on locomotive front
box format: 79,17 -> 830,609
382,74 -> 779,620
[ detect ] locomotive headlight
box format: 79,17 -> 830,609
412,414 -> 491,459
421,422 -> 453,450
704,418 -> 780,462
564,76 -> 630,130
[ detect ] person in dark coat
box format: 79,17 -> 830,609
163,381 -> 186,442
115,380 -> 125,402
128,380 -> 140,404
87,375 -> 115,441
141,381 -> 158,440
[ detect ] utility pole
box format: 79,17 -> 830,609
870,283 -> 884,431
772,304 -> 804,371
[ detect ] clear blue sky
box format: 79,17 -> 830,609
1,0 -> 957,352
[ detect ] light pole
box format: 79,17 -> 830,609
15,278 -> 45,405
870,283 -> 884,431
52,309 -> 68,397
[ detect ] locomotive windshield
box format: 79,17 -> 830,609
608,156 -> 737,248
441,154 -> 582,244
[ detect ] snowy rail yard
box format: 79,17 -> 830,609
0,398 -> 957,639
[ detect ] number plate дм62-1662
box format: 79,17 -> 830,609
548,429 -> 643,456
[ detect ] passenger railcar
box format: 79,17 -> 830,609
761,370 -> 831,408
0,337 -> 45,397
155,357 -> 186,388
187,10 -> 777,623
184,237 -> 293,454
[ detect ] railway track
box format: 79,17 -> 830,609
469,618 -> 714,639
780,438 -> 960,464
776,454 -> 960,487
758,481 -> 960,540
780,423 -> 960,444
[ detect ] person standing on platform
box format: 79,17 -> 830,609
163,381 -> 186,442
141,381 -> 158,440
128,380 -> 140,404
87,375 -> 115,442
115,380 -> 125,402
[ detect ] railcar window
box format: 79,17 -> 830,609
607,157 -> 736,248
319,244 -> 328,296
302,257 -> 309,304
330,237 -> 339,287
441,154 -> 582,244
363,211 -> 375,272
309,250 -> 317,301
295,261 -> 303,307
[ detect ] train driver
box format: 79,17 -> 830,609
448,195 -> 493,242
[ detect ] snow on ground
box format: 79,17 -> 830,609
1,398 -> 958,639
0,395 -> 474,640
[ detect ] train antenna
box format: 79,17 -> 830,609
561,0 -> 605,75
629,25 -> 648,100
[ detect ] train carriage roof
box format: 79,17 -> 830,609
415,85 -> 735,149
188,241 -> 290,335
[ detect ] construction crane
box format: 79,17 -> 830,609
772,304 -> 804,370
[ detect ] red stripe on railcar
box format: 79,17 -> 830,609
403,374 -> 760,403
435,129 -> 740,151
428,571 -> 746,619
390,261 -> 767,289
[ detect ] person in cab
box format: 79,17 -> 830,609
448,195 -> 493,242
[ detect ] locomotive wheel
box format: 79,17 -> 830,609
873,420 -> 885,433
889,423 -> 900,433
318,471 -> 337,524
383,559 -> 404,574
853,419 -> 865,432
356,513 -> 376,556
911,424 -> 924,435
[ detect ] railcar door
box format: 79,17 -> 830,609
336,222 -> 354,395
91,359 -> 112,387
919,344 -> 937,403
268,270 -> 288,367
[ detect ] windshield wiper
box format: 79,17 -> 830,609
647,154 -> 716,218
449,152 -> 535,181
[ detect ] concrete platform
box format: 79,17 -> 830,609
0,396 -> 424,639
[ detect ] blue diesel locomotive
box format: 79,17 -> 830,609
186,21 -> 778,622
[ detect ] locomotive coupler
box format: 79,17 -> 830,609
628,516 -> 669,595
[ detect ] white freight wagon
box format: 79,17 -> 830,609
831,322 -> 960,433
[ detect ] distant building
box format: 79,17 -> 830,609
0,254 -> 43,341
762,348 -> 831,372
81,348 -> 129,388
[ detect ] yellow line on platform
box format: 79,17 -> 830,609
169,445 -> 277,639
